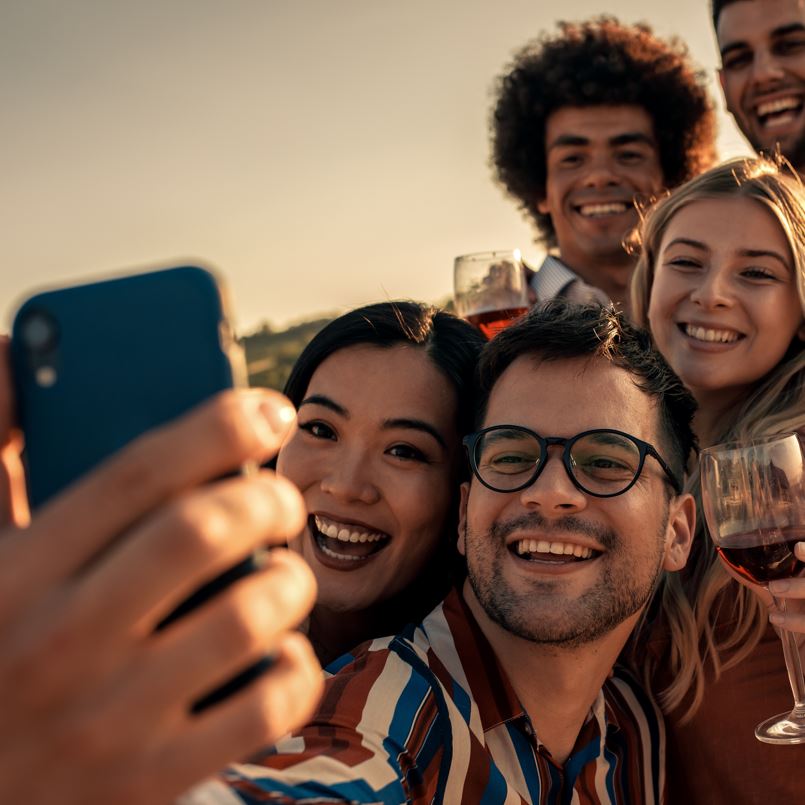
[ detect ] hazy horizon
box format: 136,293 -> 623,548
2,1 -> 751,334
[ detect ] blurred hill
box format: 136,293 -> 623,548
243,297 -> 454,391
242,315 -> 335,391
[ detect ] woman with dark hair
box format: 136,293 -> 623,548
277,301 -> 484,666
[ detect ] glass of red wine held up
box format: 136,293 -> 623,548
453,250 -> 529,339
701,432 -> 805,744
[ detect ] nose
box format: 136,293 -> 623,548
751,47 -> 785,87
582,153 -> 621,190
689,267 -> 734,310
320,454 -> 381,505
517,448 -> 587,515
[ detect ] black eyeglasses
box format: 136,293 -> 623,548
463,425 -> 682,498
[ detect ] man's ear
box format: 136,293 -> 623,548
662,492 -> 696,572
537,197 -> 550,215
457,481 -> 470,557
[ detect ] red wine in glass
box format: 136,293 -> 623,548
701,433 -> 805,745
716,526 -> 805,585
454,250 -> 530,339
466,306 -> 529,340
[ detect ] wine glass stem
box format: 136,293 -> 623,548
772,596 -> 805,715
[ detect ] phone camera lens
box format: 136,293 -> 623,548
19,310 -> 58,353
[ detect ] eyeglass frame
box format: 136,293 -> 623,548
462,425 -> 683,498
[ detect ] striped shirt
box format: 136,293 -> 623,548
184,590 -> 664,805
530,254 -> 611,307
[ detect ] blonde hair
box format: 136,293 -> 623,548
629,157 -> 805,720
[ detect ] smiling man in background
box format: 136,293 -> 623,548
713,0 -> 805,172
491,17 -> 716,311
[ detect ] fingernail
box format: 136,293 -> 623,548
769,579 -> 790,594
769,612 -> 784,625
261,398 -> 296,434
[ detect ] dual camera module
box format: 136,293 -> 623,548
17,309 -> 59,387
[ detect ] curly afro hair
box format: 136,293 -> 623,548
491,17 -> 717,247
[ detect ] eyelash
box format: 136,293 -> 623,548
742,267 -> 778,280
298,421 -> 431,463
665,260 -> 780,281
667,257 -> 702,270
387,444 -> 429,463
299,420 -> 336,440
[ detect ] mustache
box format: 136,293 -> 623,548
490,511 -> 616,549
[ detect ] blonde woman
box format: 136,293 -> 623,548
630,156 -> 805,804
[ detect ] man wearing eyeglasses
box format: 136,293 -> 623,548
185,301 -> 696,805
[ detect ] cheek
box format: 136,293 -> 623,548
275,438 -> 318,494
392,470 -> 454,554
646,292 -> 672,348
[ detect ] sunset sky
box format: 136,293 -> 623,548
2,0 -> 751,334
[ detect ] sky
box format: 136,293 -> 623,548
1,0 -> 752,334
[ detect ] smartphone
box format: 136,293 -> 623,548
10,264 -> 269,711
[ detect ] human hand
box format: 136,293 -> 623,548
768,542 -> 805,638
0,389 -> 322,805
0,336 -> 29,527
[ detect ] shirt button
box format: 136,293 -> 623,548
523,722 -> 533,737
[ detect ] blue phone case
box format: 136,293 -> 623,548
11,264 -> 241,508
11,265 -> 269,711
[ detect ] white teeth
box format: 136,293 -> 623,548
314,515 -> 386,544
319,543 -> 364,561
757,97 -> 800,117
579,202 -> 628,217
514,539 -> 593,559
684,324 -> 740,343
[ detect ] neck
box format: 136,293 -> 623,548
462,580 -> 632,764
691,387 -> 750,447
307,581 -> 445,667
559,250 -> 634,311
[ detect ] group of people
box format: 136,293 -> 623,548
3,2 -> 805,803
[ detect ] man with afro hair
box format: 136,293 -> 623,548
491,17 -> 716,312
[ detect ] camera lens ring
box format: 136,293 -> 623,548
18,308 -> 59,353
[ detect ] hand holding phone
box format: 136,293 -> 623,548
0,380 -> 322,805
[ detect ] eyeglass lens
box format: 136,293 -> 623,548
474,428 -> 642,494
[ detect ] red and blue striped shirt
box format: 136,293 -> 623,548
185,589 -> 664,804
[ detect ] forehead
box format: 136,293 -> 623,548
658,196 -> 792,261
544,105 -> 656,145
308,344 -> 456,425
484,355 -> 661,443
717,0 -> 805,45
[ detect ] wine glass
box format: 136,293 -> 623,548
453,250 -> 530,339
700,432 -> 805,744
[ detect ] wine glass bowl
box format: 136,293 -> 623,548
453,250 -> 529,339
700,433 -> 805,744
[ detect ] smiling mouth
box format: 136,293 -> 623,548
509,538 -> 600,564
310,514 -> 390,564
576,202 -> 630,218
679,323 -> 743,344
755,96 -> 803,130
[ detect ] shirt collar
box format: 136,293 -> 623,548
438,588 -> 622,738
439,588 -> 525,731
529,254 -> 581,301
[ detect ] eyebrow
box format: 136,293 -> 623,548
383,418 -> 447,449
663,238 -> 790,266
721,23 -> 805,58
548,132 -> 655,150
299,394 -> 347,416
298,395 -> 447,449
